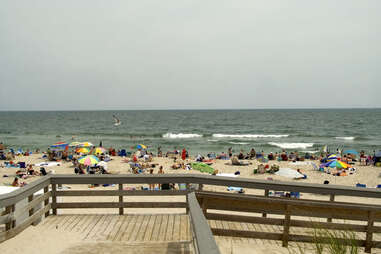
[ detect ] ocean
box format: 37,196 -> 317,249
0,109 -> 380,155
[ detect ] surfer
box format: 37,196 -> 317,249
113,115 -> 121,126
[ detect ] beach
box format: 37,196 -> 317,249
1,153 -> 381,254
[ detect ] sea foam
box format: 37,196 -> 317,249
213,134 -> 289,138
228,142 -> 250,145
269,142 -> 314,149
162,133 -> 202,139
335,137 -> 355,140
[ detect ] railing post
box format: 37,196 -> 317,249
119,184 -> 124,215
52,184 -> 57,215
28,194 -> 36,225
5,204 -> 15,231
201,198 -> 207,215
262,189 -> 269,217
282,205 -> 291,247
44,186 -> 50,217
198,184 -> 204,191
185,184 -> 191,214
327,194 -> 335,222
365,211 -> 374,253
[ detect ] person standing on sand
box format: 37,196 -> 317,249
228,147 -> 232,158
181,148 -> 186,161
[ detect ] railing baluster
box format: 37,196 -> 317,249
52,184 -> 57,215
262,189 -> 269,217
365,211 -> 374,253
5,205 -> 15,231
44,186 -> 50,217
327,194 -> 335,222
282,205 -> 291,247
119,184 -> 124,215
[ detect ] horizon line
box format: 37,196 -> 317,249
0,106 -> 380,112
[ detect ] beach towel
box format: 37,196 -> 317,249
190,162 -> 214,174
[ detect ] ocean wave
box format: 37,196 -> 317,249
268,142 -> 314,149
228,142 -> 250,145
213,134 -> 289,139
335,137 -> 355,140
162,133 -> 202,139
301,150 -> 319,154
207,139 -> 219,142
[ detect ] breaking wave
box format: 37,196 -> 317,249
335,137 -> 355,140
162,133 -> 202,139
268,142 -> 314,149
212,134 -> 289,139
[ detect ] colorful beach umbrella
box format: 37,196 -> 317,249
69,141 -> 82,147
76,147 -> 90,154
79,142 -> 93,147
136,144 -> 147,150
78,155 -> 99,166
51,142 -> 68,150
327,154 -> 337,161
93,147 -> 106,155
321,160 -> 351,169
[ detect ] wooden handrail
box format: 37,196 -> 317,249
187,192 -> 220,254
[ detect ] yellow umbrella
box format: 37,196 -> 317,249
79,142 -> 94,147
94,147 -> 107,155
78,155 -> 99,166
76,147 -> 90,154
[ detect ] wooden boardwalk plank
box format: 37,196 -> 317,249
158,214 -> 169,242
116,215 -> 132,241
151,214 -> 162,241
102,215 -> 120,240
84,215 -> 103,240
66,215 -> 83,231
135,215 -> 150,242
93,215 -> 114,241
108,215 -> 126,241
166,213 -> 175,241
77,215 -> 94,233
128,215 -> 145,242
180,215 -> 188,241
143,214 -> 156,242
173,214 -> 181,241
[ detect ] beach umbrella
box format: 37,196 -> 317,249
321,160 -> 351,169
51,142 -> 68,149
93,147 -> 106,155
76,147 -> 90,154
343,149 -> 358,155
69,141 -> 82,147
136,144 -> 147,150
79,142 -> 93,147
78,155 -> 99,166
327,154 -> 337,161
275,168 -> 304,179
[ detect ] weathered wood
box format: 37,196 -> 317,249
0,204 -> 51,243
0,176 -> 51,207
187,192 -> 220,254
212,228 -> 283,241
365,211 -> 375,253
51,184 -> 57,215
48,174 -> 381,199
55,189 -> 189,196
54,202 -> 187,209
118,184 -> 123,215
327,194 -> 335,222
263,189 -> 269,217
5,205 -> 15,230
282,205 -> 291,247
13,191 -> 51,218
28,195 -> 34,218
44,186 -> 50,217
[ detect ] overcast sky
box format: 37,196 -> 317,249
0,1 -> 380,110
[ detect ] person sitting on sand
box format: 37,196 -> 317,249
248,149 -> 256,160
27,164 -> 39,176
12,177 -> 19,186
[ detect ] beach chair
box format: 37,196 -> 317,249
119,149 -> 127,157
18,162 -> 26,168
227,187 -> 244,193
178,183 -> 187,190
290,192 -> 300,198
356,183 -> 366,188
377,185 -> 381,188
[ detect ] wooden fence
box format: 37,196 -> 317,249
1,174 -> 381,253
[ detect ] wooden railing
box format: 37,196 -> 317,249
197,191 -> 381,253
1,174 -> 381,253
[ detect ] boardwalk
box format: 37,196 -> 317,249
35,213 -> 193,254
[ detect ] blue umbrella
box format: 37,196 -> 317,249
343,149 -> 358,155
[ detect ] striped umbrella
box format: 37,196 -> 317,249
78,155 -> 99,166
76,147 -> 90,154
79,142 -> 94,147
94,147 -> 107,155
136,144 -> 147,150
69,141 -> 82,147
321,160 -> 351,169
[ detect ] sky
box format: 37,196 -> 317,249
0,0 -> 380,110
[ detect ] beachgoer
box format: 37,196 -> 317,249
12,177 -> 19,187
181,148 -> 186,161
149,169 -> 155,190
228,147 -> 232,158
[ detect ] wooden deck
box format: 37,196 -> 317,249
39,213 -> 192,243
